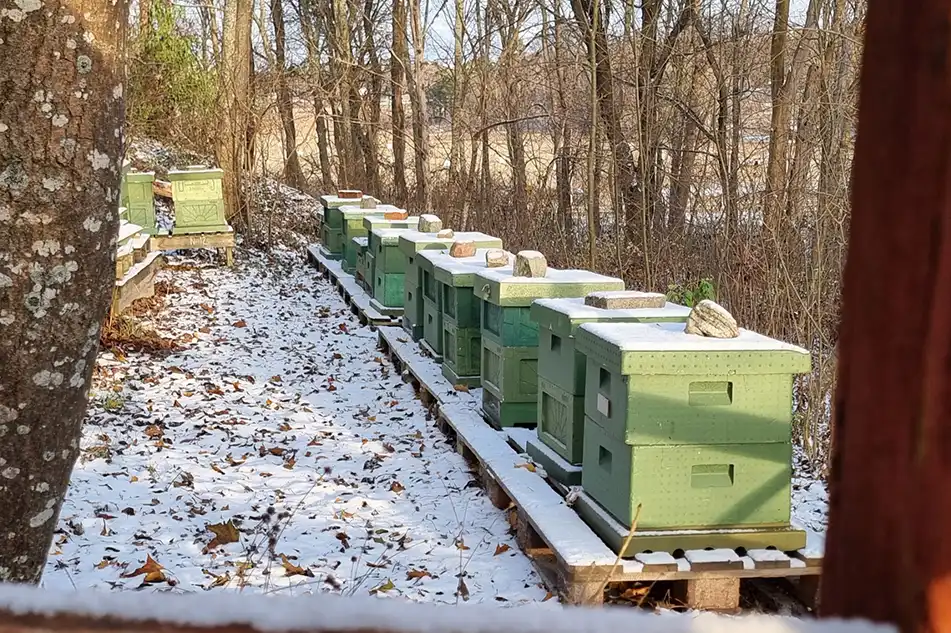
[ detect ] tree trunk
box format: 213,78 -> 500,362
139,0 -> 152,34
820,0 -> 951,629
449,0 -> 465,189
361,0 -> 383,195
391,0 -> 409,206
331,0 -> 354,187
406,0 -> 430,212
270,0 -> 306,189
217,0 -> 253,223
297,0 -> 334,190
0,0 -> 128,583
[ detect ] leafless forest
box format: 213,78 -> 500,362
129,0 -> 863,473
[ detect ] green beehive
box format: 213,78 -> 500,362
168,167 -> 229,235
353,237 -> 369,287
122,171 -> 157,235
365,215 -> 419,286
340,204 -> 405,273
369,227 -> 416,316
473,264 -> 624,429
319,191 -> 379,259
399,232 -> 503,341
574,320 -> 810,553
418,249 -> 514,372
528,294 -> 691,476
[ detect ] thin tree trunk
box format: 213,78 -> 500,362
391,0 -> 409,206
362,0 -> 383,194
297,0 -> 334,189
271,0 -> 306,189
0,0 -> 128,583
218,0 -> 253,223
450,0 -> 465,188
820,0 -> 951,628
331,0 -> 354,186
406,0 -> 430,211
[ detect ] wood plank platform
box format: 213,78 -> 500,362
151,228 -> 234,266
375,325 -> 825,611
111,251 -> 163,316
307,245 -> 399,327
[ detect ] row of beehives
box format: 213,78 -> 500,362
318,190 -> 812,555
118,162 -> 231,237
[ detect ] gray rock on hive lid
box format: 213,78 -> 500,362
418,214 -> 443,233
585,290 -> 666,310
684,299 -> 740,338
514,251 -> 547,278
485,249 -> 510,268
436,229 -> 454,238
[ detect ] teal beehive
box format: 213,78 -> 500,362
421,249 -> 515,384
365,215 -> 419,287
574,320 -> 810,554
340,204 -> 405,273
473,264 -> 624,428
319,191 -> 379,258
398,231 -> 503,341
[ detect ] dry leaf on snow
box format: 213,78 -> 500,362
406,569 -> 432,580
494,543 -> 511,556
232,320 -> 247,328
370,578 -> 395,594
203,520 -> 240,553
515,462 -> 537,473
280,554 -> 314,577
389,481 -> 405,494
121,555 -> 166,584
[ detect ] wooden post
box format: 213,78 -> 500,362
820,0 -> 951,631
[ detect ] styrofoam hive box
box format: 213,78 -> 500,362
574,320 -> 810,547
529,296 -> 690,468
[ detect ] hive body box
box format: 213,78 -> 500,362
472,269 -> 624,428
319,193 -> 379,258
353,237 -> 370,288
399,232 -> 503,341
368,228 -> 414,314
340,205 -> 405,273
527,298 -> 691,482
574,321 -> 810,553
420,250 -> 513,384
122,171 -> 157,234
365,216 -> 419,289
168,168 -> 229,235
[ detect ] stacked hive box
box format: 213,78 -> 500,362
365,215 -> 419,293
574,320 -> 810,555
400,232 -> 503,341
369,227 -> 420,316
340,204 -> 406,273
320,191 -> 379,259
419,249 -> 514,381
527,293 -> 691,484
122,170 -> 157,234
473,266 -> 624,428
168,167 -> 229,235
353,237 -> 370,288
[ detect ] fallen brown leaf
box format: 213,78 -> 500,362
494,543 -> 511,556
406,569 -> 432,580
453,384 -> 470,393
203,520 -> 240,553
232,320 -> 247,328
145,425 -> 164,439
389,481 -> 405,494
515,462 -> 537,473
122,555 -> 164,580
280,554 -> 314,577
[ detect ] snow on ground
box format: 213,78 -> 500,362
43,249 -> 547,605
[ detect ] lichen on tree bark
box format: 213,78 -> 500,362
0,0 -> 128,583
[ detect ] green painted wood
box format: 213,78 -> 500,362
123,171 -> 156,235
322,226 -> 345,257
373,272 -> 405,308
531,297 -> 691,395
168,168 -> 229,234
320,194 -> 380,229
352,237 -> 369,281
442,283 -> 480,328
537,376 -> 586,464
442,319 -> 481,382
402,274 -> 423,340
576,323 -> 811,446
581,416 -> 796,530
482,390 -> 537,429
442,359 -> 481,388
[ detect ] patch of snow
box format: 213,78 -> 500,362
577,322 -> 810,354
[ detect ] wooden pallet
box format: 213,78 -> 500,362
376,325 -> 825,612
111,252 -> 163,316
151,228 -> 234,266
307,245 -> 399,327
